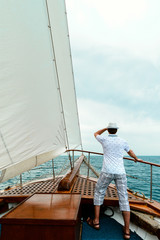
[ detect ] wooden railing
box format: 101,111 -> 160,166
66,149 -> 160,202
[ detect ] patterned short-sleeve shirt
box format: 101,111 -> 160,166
96,134 -> 130,174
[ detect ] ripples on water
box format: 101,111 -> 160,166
0,155 -> 159,202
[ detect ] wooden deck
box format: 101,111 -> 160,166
0,175 -> 160,217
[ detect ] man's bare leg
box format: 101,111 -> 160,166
94,205 -> 100,224
122,211 -> 130,238
87,205 -> 100,229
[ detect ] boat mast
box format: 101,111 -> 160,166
63,0 -> 83,151
45,0 -> 83,151
45,0 -> 70,151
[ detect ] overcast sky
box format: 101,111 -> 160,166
66,0 -> 160,155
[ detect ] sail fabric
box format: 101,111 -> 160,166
47,0 -> 81,149
0,0 -> 81,182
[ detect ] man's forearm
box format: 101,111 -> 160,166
94,128 -> 108,137
127,149 -> 138,162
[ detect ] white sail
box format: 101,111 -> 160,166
0,0 -> 81,182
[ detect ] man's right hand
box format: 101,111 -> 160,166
127,150 -> 139,163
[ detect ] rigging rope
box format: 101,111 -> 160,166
126,174 -> 160,188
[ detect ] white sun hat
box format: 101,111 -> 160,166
107,123 -> 119,129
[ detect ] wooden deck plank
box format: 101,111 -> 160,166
130,203 -> 160,217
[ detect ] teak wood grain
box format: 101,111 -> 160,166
0,193 -> 81,240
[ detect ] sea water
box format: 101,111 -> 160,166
0,155 -> 159,202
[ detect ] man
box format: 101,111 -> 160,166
87,123 -> 140,240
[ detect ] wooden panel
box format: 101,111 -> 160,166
1,194 -> 81,223
1,224 -> 80,240
130,203 -> 160,217
0,194 -> 81,240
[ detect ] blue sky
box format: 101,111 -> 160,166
66,0 -> 160,155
